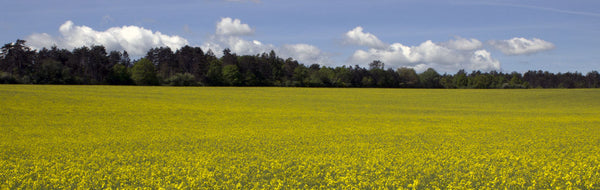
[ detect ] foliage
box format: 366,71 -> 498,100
419,68 -> 441,88
33,59 -> 73,84
131,58 -> 159,86
206,59 -> 224,86
0,39 -> 35,76
397,67 -> 420,88
453,69 -> 468,88
0,72 -> 18,84
369,60 -> 384,70
222,64 -> 242,86
0,86 -> 599,189
106,63 -> 134,85
1,39 -> 600,88
165,72 -> 196,86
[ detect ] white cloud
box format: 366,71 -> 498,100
414,40 -> 464,63
26,20 -> 188,56
216,17 -> 254,36
442,36 -> 482,51
25,33 -> 55,49
202,36 -> 329,65
348,29 -> 501,72
344,26 -> 387,49
280,44 -> 329,65
201,35 -> 272,56
203,18 -> 330,65
489,37 -> 555,55
470,50 -> 500,71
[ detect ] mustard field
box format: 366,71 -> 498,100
0,85 -> 599,189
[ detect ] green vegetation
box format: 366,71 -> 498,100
131,58 -> 159,86
1,85 -> 599,189
2,39 -> 600,88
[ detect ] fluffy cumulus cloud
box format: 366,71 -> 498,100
26,20 -> 188,56
348,29 -> 500,72
489,37 -> 555,55
280,44 -> 329,65
442,36 -> 482,51
344,26 -> 387,49
216,17 -> 254,36
203,17 -> 329,65
202,36 -> 273,56
470,50 -> 501,71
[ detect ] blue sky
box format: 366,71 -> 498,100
1,0 -> 599,73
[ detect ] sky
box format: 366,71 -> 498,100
1,0 -> 599,73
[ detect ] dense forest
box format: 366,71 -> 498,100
1,39 -> 599,88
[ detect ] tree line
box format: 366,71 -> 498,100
1,39 -> 599,88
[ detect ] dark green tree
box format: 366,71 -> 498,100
333,66 -> 352,87
350,65 -> 369,87
146,47 -> 176,80
453,69 -> 468,88
68,46 -> 91,83
106,63 -> 133,85
108,50 -> 122,68
292,65 -> 309,86
222,64 -> 242,86
397,67 -> 419,88
2,38 -> 600,88
268,50 -> 284,85
0,72 -> 18,84
221,48 -> 237,66
419,68 -> 441,88
88,45 -> 109,83
206,59 -> 223,86
166,73 -> 196,86
131,58 -> 159,85
440,73 -> 455,88
0,39 -> 35,77
308,67 -> 335,87
368,60 -> 386,87
33,59 -> 71,84
471,72 -> 494,88
176,45 -> 204,74
281,58 -> 299,86
508,72 -> 524,88
369,60 -> 384,70
586,71 -> 600,88
361,76 -> 375,87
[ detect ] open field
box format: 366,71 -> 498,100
1,85 -> 599,189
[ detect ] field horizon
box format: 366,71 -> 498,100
1,85 -> 599,189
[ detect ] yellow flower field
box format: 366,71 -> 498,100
1,85 -> 599,189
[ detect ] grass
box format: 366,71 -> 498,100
1,85 -> 599,189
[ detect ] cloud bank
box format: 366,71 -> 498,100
23,19 -> 555,73
489,37 -> 555,55
345,27 -> 557,72
442,36 -> 482,51
202,17 -> 329,65
26,20 -> 188,56
346,27 -> 499,72
25,18 -> 327,65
